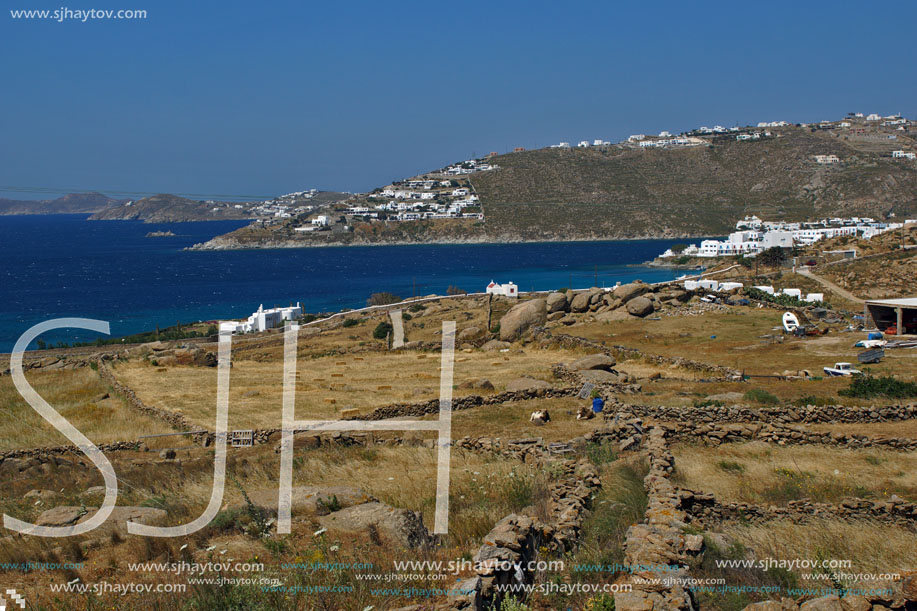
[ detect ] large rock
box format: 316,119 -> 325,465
626,296 -> 654,317
499,299 -> 546,341
505,377 -> 553,392
546,292 -> 568,313
457,326 -> 483,341
579,370 -> 624,385
613,282 -> 648,303
318,501 -> 431,548
799,597 -> 843,611
35,506 -> 167,533
569,288 -> 603,313
481,339 -> 511,351
241,486 -> 375,517
570,354 -> 617,371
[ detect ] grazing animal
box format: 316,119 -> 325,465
575,405 -> 595,420
530,409 -> 551,425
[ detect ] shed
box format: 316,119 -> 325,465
865,298 -> 917,335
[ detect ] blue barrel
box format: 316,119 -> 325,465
592,397 -> 605,413
868,332 -> 883,340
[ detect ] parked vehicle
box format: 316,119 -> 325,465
823,362 -> 862,377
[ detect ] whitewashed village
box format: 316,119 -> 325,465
658,215 -> 917,259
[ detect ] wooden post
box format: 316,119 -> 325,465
487,293 -> 493,331
896,307 -> 903,336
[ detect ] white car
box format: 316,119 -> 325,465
823,362 -> 862,377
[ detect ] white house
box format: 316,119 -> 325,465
658,131 -> 671,137
814,155 -> 840,164
311,215 -> 330,226
486,280 -> 518,298
577,140 -> 590,148
452,188 -> 470,197
221,303 -> 303,334
892,150 -> 916,160
866,113 -> 881,121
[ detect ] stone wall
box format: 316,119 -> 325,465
442,458 -> 603,611
657,421 -> 917,451
679,488 -> 917,527
615,426 -> 699,610
620,402 -> 917,425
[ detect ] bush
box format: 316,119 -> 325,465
367,292 -> 402,307
373,322 -> 393,340
744,388 -> 780,405
716,460 -> 746,474
838,374 -> 917,399
342,318 -> 360,328
446,285 -> 467,295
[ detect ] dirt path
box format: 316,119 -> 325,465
795,267 -> 864,304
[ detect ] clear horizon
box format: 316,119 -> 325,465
2,0 -> 916,201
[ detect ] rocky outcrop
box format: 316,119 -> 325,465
626,295 -> 655,317
499,298 -> 547,341
570,354 -> 617,372
318,501 -> 432,549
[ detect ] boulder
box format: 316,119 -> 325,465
241,486 -> 375,517
499,299 -> 546,341
546,311 -> 565,321
318,501 -> 431,548
505,378 -> 553,392
570,289 -> 602,312
481,339 -> 511,351
570,354 -> 617,371
742,603 -> 785,611
613,282 -> 647,303
24,489 -> 58,502
546,292 -> 568,313
457,326 -> 483,341
35,506 -> 167,532
159,449 -> 176,460
579,370 -> 624,385
799,597 -> 843,611
626,296 -> 654,317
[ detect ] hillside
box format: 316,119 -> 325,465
195,121 -> 917,248
88,193 -> 256,222
473,127 -> 917,240
0,192 -> 123,215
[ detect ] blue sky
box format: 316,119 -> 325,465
2,0 -> 915,199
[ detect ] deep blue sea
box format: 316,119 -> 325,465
0,215 -> 696,352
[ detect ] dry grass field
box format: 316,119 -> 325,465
672,441 -> 917,504
0,367 -> 174,451
107,344 -> 585,429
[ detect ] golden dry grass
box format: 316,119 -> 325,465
107,344 -> 583,429
672,441 -> 917,504
419,395 -> 605,442
722,519 -> 917,582
0,367 -> 175,451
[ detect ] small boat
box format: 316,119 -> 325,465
783,312 -> 800,333
823,362 -> 862,377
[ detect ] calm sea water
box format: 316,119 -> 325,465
0,215 -> 695,351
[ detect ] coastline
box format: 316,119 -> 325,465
187,232 -> 714,251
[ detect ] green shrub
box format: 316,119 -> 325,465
744,388 -> 779,405
716,460 -> 746,474
838,374 -> 917,399
373,321 -> 393,340
342,318 -> 360,328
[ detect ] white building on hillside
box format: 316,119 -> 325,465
220,303 -> 303,335
486,281 -> 518,298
